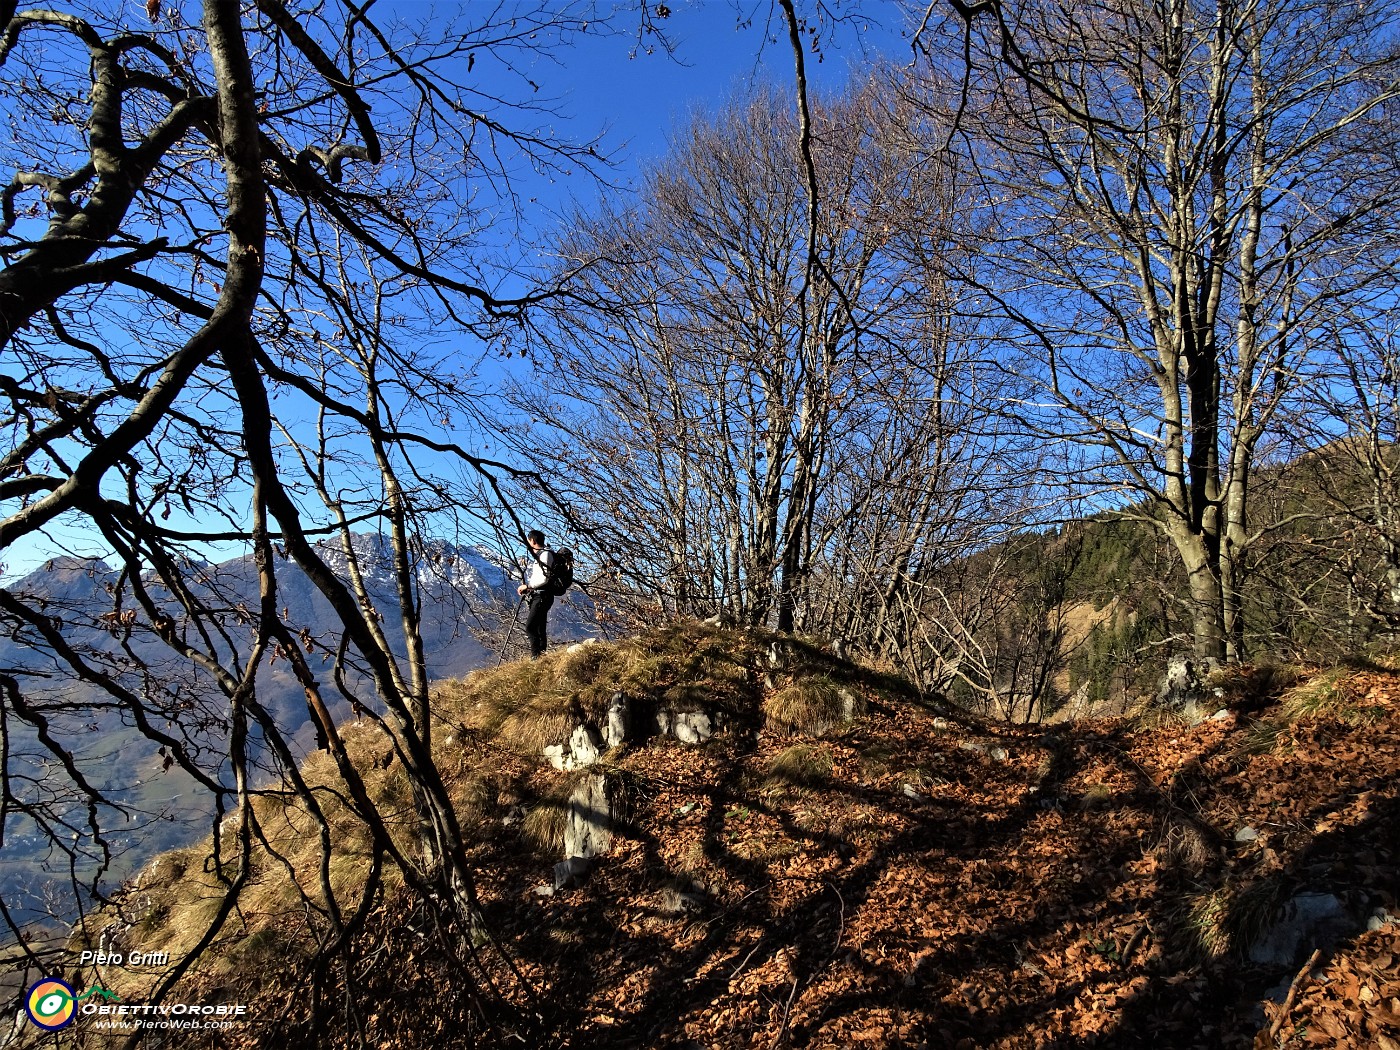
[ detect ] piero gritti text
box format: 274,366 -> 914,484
79,949 -> 171,967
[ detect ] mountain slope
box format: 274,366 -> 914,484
0,537 -> 598,925
51,625 -> 1400,1049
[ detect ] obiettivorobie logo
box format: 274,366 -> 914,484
25,976 -> 249,1033
25,978 -> 120,1031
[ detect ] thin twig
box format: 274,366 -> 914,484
770,973 -> 801,1049
1268,948 -> 1323,1042
1121,924 -> 1149,965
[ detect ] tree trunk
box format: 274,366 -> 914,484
1168,522 -> 1227,662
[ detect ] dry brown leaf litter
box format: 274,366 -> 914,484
88,629 -> 1400,1049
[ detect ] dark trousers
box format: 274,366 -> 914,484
524,590 -> 554,658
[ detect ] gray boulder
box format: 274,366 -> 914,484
543,723 -> 604,771
1155,654 -> 1220,723
604,691 -> 631,748
553,856 -> 591,890
562,773 -> 613,861
657,706 -> 713,744
1248,892 -> 1354,967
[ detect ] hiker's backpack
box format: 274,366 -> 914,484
547,548 -> 575,596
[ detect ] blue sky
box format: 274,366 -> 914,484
466,0 -> 914,247
533,1 -> 911,171
455,1 -> 918,553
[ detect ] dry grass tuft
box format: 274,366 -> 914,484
1235,717 -> 1286,756
662,683 -> 713,712
521,778 -> 581,854
1177,876 -> 1285,964
1129,702 -> 1197,731
1280,666 -> 1351,719
1236,665 -> 1389,757
552,639 -> 610,688
1155,819 -> 1218,875
1077,782 -> 1114,810
763,675 -> 860,734
454,776 -> 496,826
1180,886 -> 1232,961
521,803 -> 568,854
495,705 -> 575,757
1278,665 -> 1390,725
765,744 -> 835,791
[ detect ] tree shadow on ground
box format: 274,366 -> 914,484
409,639 -> 1400,1050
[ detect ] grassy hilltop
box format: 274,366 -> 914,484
54,622 -> 1400,1049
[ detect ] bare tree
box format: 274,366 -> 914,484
914,0 -> 1400,662
1245,295 -> 1400,655
0,0 -> 657,1035
513,77 -> 1029,666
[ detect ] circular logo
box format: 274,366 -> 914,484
26,978 -> 77,1031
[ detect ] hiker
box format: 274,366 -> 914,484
516,529 -> 556,659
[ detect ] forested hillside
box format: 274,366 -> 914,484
941,443 -> 1400,724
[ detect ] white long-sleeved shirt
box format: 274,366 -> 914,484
525,548 -> 555,591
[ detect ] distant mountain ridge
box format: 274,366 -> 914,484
314,532 -> 514,594
0,534 -> 598,925
3,533 -> 592,680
